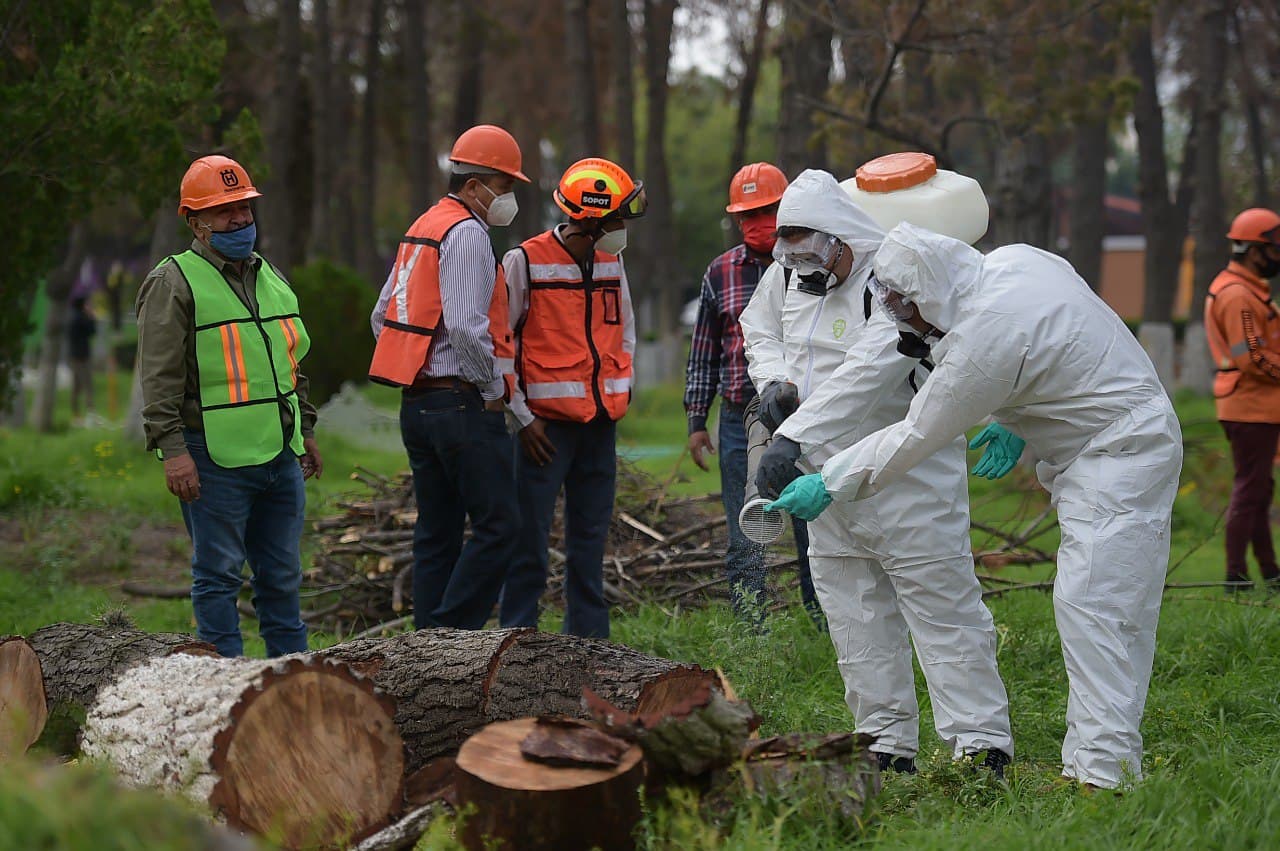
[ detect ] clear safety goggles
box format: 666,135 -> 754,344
867,274 -> 915,322
772,231 -> 842,269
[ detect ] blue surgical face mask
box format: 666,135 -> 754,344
208,221 -> 257,260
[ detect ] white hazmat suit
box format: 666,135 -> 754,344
740,171 -> 1012,762
822,222 -> 1183,788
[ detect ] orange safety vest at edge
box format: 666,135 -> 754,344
368,196 -> 515,397
516,230 -> 632,423
1205,262 -> 1280,423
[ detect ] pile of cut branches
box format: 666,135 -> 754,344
302,461 -> 801,636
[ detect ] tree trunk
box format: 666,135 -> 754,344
455,717 -> 644,851
564,0 -> 601,161
330,9 -> 360,270
1068,117 -> 1110,291
309,0 -> 334,261
992,133 -> 1052,248
262,0 -> 302,273
453,0 -> 485,135
81,653 -> 404,849
316,627 -> 720,772
33,222 -> 88,432
729,0 -> 772,188
357,0 -> 385,286
402,0 -> 434,213
1186,0 -> 1230,395
610,0 -> 637,169
0,636 -> 48,759
777,0 -> 832,176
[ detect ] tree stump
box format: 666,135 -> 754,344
81,653 -> 404,850
28,621 -> 217,751
318,628 -> 719,771
455,718 -> 644,851
0,636 -> 48,759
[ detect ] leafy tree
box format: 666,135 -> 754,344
0,0 -> 222,405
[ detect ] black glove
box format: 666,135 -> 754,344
758,381 -> 799,433
756,436 -> 803,500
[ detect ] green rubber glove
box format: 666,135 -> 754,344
766,473 -> 833,521
968,423 -> 1026,479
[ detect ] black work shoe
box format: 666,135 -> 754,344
979,748 -> 1012,780
1225,577 -> 1255,593
875,752 -> 918,775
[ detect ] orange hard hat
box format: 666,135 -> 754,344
554,158 -> 647,221
450,124 -> 530,182
178,155 -> 262,216
726,162 -> 787,213
1227,208 -> 1280,245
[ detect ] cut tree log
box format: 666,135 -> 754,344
732,732 -> 880,822
81,653 -> 404,850
0,636 -> 48,759
27,621 -> 219,753
317,627 -> 720,771
455,717 -> 644,851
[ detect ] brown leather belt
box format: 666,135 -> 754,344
406,375 -> 479,394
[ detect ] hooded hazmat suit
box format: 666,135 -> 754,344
822,222 -> 1183,788
739,170 -> 1012,762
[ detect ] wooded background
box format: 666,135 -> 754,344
3,0 -> 1278,429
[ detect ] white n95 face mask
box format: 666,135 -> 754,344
477,181 -> 519,227
595,227 -> 627,255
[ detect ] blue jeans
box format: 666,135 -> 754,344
401,387 -> 520,629
720,401 -> 822,625
501,417 -> 617,638
180,430 -> 308,657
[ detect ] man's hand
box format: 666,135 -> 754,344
756,436 -> 803,499
759,382 -> 800,433
483,397 -> 505,413
300,436 -> 324,480
688,430 -> 715,471
164,454 -> 200,503
519,417 -> 557,466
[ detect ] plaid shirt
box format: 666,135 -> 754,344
684,244 -> 769,433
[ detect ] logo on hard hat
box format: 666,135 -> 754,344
220,168 -> 240,188
580,191 -> 612,209
742,182 -> 758,194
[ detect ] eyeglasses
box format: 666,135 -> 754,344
772,231 -> 841,269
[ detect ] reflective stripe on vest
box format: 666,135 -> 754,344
368,196 -> 516,397
169,251 -> 310,469
517,231 -> 632,423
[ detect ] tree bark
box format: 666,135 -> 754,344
316,627 -> 720,772
308,0 -> 335,261
402,0 -> 434,213
33,222 -> 88,432
564,0 -> 601,161
729,0 -> 772,188
1186,0 -> 1230,394
358,0 -> 385,286
0,636 -> 47,759
1068,117 -> 1110,292
610,0 -> 637,169
455,717 -> 644,851
262,0 -> 302,273
81,653 -> 404,850
777,0 -> 832,176
992,133 -> 1052,248
453,0 -> 485,135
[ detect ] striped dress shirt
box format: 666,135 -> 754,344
371,196 -> 505,400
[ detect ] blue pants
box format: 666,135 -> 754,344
501,417 -> 616,638
401,387 -> 520,629
180,430 -> 308,658
719,402 -> 820,623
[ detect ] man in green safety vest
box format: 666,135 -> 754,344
135,155 -> 322,657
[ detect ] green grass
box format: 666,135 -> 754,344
4,381 -> 1279,849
